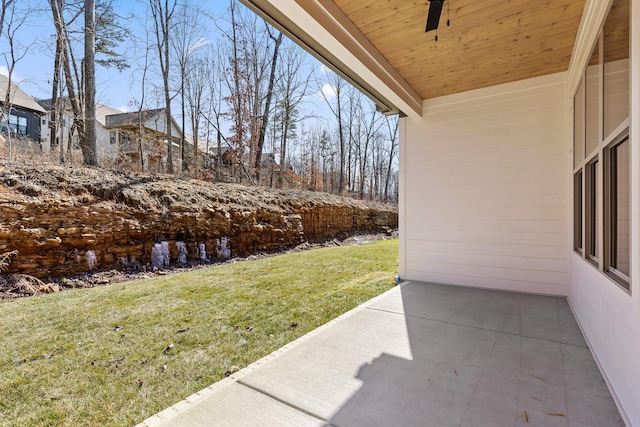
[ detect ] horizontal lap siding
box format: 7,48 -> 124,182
403,73 -> 569,295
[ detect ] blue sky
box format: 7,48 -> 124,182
1,1 -> 330,106
0,1 -> 228,112
0,0 -> 339,144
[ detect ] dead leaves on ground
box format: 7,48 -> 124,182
1,273 -> 59,296
1,250 -> 59,297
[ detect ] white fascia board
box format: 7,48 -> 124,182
568,0 -> 613,94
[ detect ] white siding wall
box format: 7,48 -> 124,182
95,104 -> 122,164
145,114 -> 181,139
567,0 -> 640,424
400,72 -> 569,295
95,125 -> 118,163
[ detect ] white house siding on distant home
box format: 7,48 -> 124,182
38,100 -> 122,164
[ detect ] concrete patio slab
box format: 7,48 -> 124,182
137,281 -> 624,427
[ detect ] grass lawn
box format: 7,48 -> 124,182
0,239 -> 398,426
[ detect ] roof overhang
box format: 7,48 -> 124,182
240,0 -> 423,119
240,0 -> 586,121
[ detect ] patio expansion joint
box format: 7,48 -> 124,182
365,306 -> 589,349
235,379 -> 336,426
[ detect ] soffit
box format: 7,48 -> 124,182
333,0 -> 587,100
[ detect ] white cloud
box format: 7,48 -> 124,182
319,64 -> 331,74
0,66 -> 22,83
119,105 -> 129,113
316,83 -> 337,100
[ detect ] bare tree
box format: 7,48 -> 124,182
49,0 -> 83,164
219,1 -> 274,184
382,115 -> 398,202
275,40 -> 311,171
1,1 -> 34,159
129,21 -> 153,172
170,0 -> 205,170
49,23 -> 64,161
253,26 -> 282,183
222,0 -> 245,179
184,53 -> 208,174
355,97 -> 382,199
203,44 -> 225,179
317,69 -> 348,194
47,0 -> 126,165
0,0 -> 15,37
149,0 -> 176,173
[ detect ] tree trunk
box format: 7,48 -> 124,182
230,1 -> 242,181
163,14 -> 173,174
180,79 -> 185,168
217,128 -> 222,179
83,0 -> 97,165
50,30 -> 62,160
0,1 -> 15,37
384,117 -> 398,201
254,31 -> 282,183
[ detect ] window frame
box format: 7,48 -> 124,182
573,171 -> 583,254
604,134 -> 630,290
585,158 -> 599,266
572,0 -> 631,293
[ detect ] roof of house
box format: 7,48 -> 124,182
0,75 -> 46,114
95,104 -> 124,126
37,100 -> 125,127
104,108 -> 165,128
36,98 -> 68,112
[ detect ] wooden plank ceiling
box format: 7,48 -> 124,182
332,0 -> 586,100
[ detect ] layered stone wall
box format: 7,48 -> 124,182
0,168 -> 397,278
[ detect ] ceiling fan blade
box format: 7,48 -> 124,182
425,0 -> 445,32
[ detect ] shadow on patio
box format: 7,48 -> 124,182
139,281 -> 624,426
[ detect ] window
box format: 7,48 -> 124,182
605,137 -> 630,287
110,130 -> 117,145
574,171 -> 583,252
573,0 -> 630,291
603,0 -> 629,137
8,114 -> 27,135
573,78 -> 585,168
585,38 -> 601,156
120,132 -> 131,146
586,159 -> 599,264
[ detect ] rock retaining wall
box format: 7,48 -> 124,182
0,173 -> 397,278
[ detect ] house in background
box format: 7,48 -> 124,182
0,75 -> 45,143
38,99 -> 122,164
38,102 -> 186,172
104,108 -> 185,172
241,0 -> 639,424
